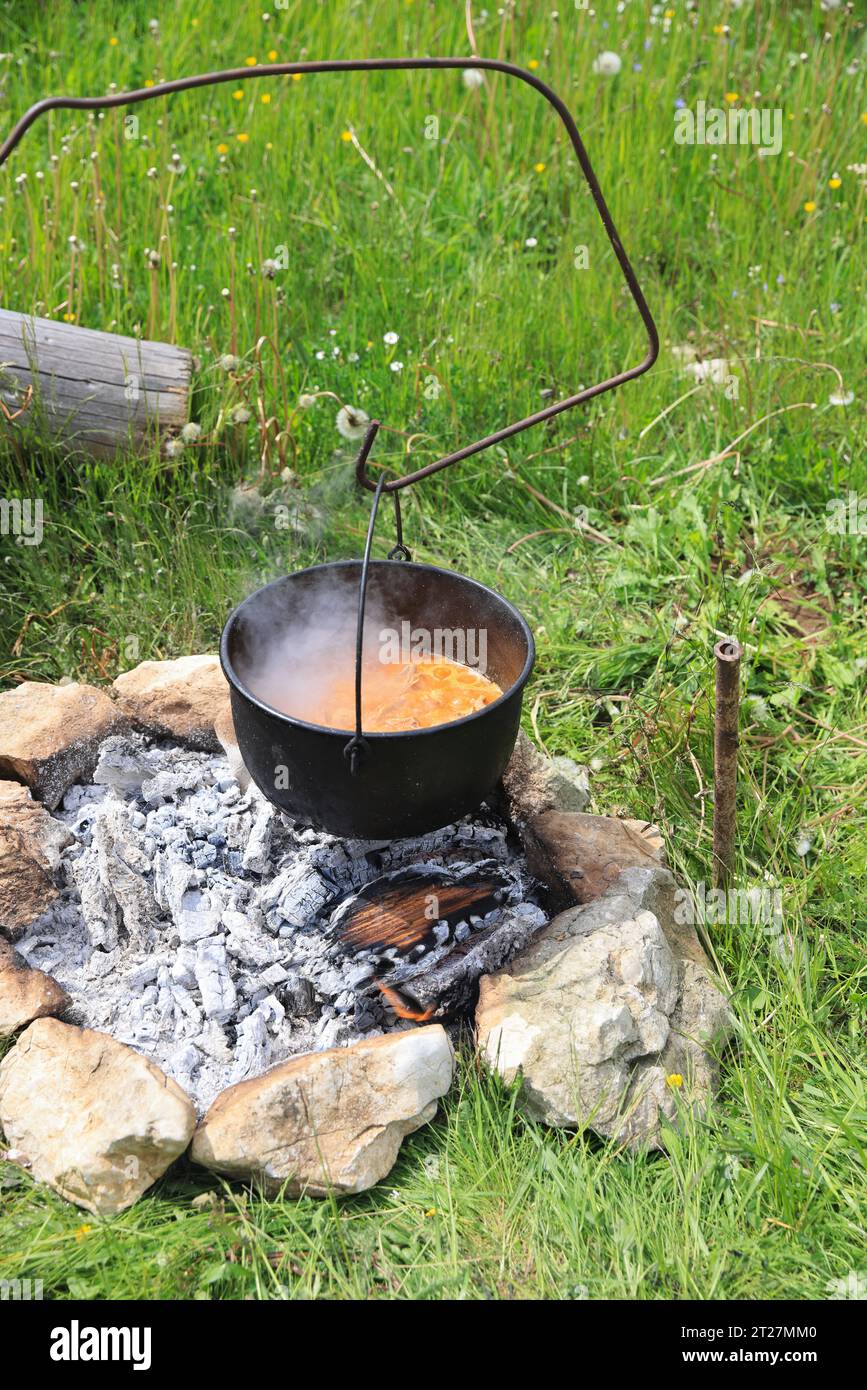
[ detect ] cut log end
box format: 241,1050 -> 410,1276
0,307 -> 193,459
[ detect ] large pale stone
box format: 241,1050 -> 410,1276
0,1018 -> 196,1213
191,1025 -> 454,1196
522,809 -> 665,911
0,781 -> 74,939
0,780 -> 73,869
499,730 -> 591,821
112,655 -> 230,751
0,938 -> 70,1037
0,827 -> 58,940
476,867 -> 732,1149
0,681 -> 128,809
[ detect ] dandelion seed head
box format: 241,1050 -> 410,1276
335,404 -> 370,441
592,51 -> 622,77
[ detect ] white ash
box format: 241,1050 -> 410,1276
17,734 -> 546,1112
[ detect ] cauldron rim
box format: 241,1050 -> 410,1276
220,557 -> 535,741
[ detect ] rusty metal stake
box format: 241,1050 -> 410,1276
712,638 -> 742,892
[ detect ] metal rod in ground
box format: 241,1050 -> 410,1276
712,637 -> 742,892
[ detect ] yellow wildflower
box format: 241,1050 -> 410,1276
804,201 -> 816,213
217,142 -> 229,154
63,312 -> 76,322
534,162 -> 546,173
74,1224 -> 93,1240
236,133 -> 249,143
261,93 -> 271,104
291,73 -> 302,82
829,176 -> 841,189
666,1073 -> 684,1089
724,92 -> 738,104
109,36 -> 119,47
232,90 -> 244,101
268,50 -> 278,62
245,57 -> 257,67
528,59 -> 539,70
340,130 -> 353,142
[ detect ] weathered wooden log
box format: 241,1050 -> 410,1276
0,308 -> 192,458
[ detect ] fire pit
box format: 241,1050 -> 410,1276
14,734 -> 546,1113
0,675 -> 733,1210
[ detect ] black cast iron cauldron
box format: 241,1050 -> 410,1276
221,557 -> 534,839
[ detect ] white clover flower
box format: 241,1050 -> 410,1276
180,422 -> 202,443
829,389 -> 854,407
164,438 -> 184,458
592,51 -> 622,77
230,404 -> 252,424
795,834 -> 813,858
524,236 -> 538,248
390,360 -> 404,372
335,404 -> 370,441
383,330 -> 399,345
261,257 -> 279,278
589,757 -> 605,773
218,353 -> 240,371
297,393 -> 316,409
462,68 -> 485,90
347,351 -> 360,363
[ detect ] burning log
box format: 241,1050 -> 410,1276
328,864 -> 545,1021
0,307 -> 192,459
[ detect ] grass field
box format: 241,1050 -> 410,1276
0,0 -> 865,1300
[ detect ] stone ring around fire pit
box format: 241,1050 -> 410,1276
0,660 -> 733,1215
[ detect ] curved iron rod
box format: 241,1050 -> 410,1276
0,56 -> 659,491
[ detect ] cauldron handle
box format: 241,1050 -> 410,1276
343,420 -> 391,776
